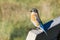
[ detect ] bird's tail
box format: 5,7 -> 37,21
40,26 -> 48,36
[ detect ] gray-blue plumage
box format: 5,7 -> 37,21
37,17 -> 53,35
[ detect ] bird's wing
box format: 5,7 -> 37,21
36,16 -> 43,24
36,16 -> 47,35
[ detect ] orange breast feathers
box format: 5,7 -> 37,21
31,13 -> 36,21
31,13 -> 40,27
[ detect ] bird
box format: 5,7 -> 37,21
30,8 -> 53,35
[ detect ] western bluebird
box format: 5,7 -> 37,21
30,8 -> 47,35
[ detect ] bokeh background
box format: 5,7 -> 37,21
0,0 -> 60,40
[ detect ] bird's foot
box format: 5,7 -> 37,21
36,27 -> 40,30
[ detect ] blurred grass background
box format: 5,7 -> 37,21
0,0 -> 60,40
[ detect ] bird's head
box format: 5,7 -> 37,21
30,8 -> 38,14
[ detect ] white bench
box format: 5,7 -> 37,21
26,17 -> 60,40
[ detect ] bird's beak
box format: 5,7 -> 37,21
30,10 -> 32,12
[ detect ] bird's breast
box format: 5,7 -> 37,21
31,14 -> 40,27
31,14 -> 36,21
